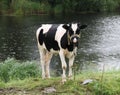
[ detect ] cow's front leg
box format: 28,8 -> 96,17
59,50 -> 67,83
68,55 -> 75,80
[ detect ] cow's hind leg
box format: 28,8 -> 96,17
39,48 -> 46,79
45,52 -> 53,78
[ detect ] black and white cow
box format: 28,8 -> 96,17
36,23 -> 87,83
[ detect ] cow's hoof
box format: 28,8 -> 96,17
46,76 -> 51,79
45,74 -> 51,79
68,76 -> 73,80
42,76 -> 45,79
61,78 -> 67,84
42,76 -> 50,79
42,77 -> 46,79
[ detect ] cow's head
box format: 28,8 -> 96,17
62,23 -> 87,47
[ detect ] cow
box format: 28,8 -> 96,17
36,23 -> 87,83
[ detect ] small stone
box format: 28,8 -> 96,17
43,87 -> 56,94
82,79 -> 93,85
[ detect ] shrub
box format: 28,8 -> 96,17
9,61 -> 41,80
0,58 -> 41,82
0,58 -> 16,82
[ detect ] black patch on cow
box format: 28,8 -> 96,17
38,29 -> 45,45
76,28 -> 80,35
61,33 -> 74,51
43,24 -> 60,51
61,33 -> 68,49
69,28 -> 74,36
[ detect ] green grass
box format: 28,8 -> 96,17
0,58 -> 120,95
0,71 -> 120,95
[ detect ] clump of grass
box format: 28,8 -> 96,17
86,71 -> 120,95
0,58 -> 41,82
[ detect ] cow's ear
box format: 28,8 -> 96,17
79,25 -> 87,29
62,24 -> 69,30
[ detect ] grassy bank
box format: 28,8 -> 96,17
0,71 -> 120,95
0,58 -> 120,95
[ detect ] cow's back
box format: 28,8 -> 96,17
36,24 -> 66,52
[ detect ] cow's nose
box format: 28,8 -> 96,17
73,38 -> 77,43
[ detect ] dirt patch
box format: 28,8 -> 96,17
0,88 -> 43,95
0,87 -> 57,95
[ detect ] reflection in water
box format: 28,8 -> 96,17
0,13 -> 120,71
0,16 -> 38,60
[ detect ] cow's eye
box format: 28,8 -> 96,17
69,31 -> 74,36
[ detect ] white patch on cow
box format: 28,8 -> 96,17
42,24 -> 52,34
50,48 -> 59,54
36,24 -> 52,49
73,38 -> 77,43
71,24 -> 77,34
37,24 -> 52,35
36,24 -> 52,41
55,24 -> 66,47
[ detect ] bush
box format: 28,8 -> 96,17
73,0 -> 119,12
105,0 -> 119,11
0,58 -> 41,82
0,58 -> 16,82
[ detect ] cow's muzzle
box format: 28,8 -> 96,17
67,33 -> 80,46
70,35 -> 80,47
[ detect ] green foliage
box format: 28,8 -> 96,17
11,0 -> 50,15
105,0 -> 119,11
0,58 -> 16,82
0,0 -> 10,10
63,0 -> 119,12
0,58 -> 41,82
54,4 -> 63,14
0,0 -> 11,14
0,0 -> 120,15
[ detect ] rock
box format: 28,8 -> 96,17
43,87 -> 56,94
82,79 -> 93,85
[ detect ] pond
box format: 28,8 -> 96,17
0,12 -> 120,71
